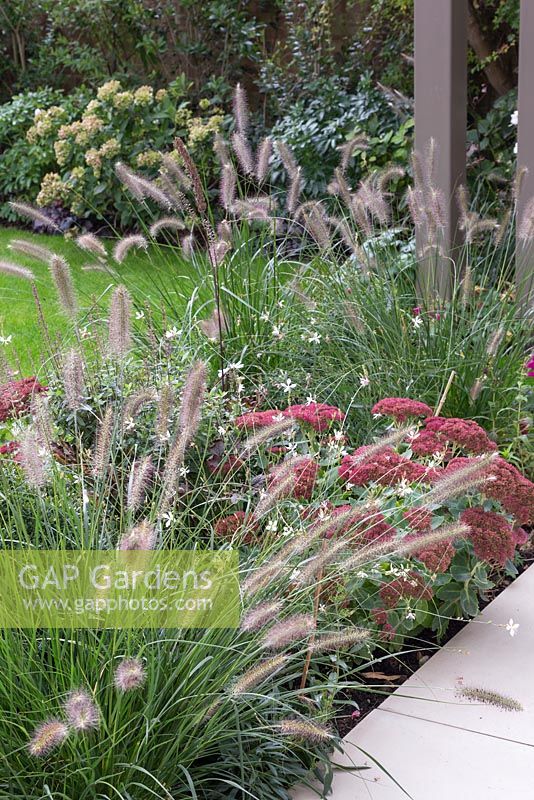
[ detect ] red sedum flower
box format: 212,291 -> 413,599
460,507 -> 516,567
0,377 -> 47,423
371,397 -> 433,422
234,409 -> 284,429
283,402 -> 343,432
411,417 -> 497,456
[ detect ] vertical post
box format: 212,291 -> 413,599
414,0 -> 467,303
516,0 -> 534,314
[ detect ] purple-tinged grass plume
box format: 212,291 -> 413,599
8,238 -> 53,263
28,719 -> 68,757
108,285 -> 132,357
118,519 -> 156,550
261,614 -> 316,650
114,657 -> 146,692
64,689 -> 100,731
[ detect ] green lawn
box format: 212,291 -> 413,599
0,227 -> 202,377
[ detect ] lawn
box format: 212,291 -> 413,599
0,227 -> 200,376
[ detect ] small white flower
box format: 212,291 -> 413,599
265,518 -> 278,533
514,142 -> 518,155
506,618 -> 519,637
165,326 -> 181,339
510,110 -> 518,126
123,416 -> 135,431
260,310 -> 270,322
178,466 -> 190,477
279,378 -> 297,393
217,425 -> 226,437
359,375 -> 370,387
272,325 -> 283,339
307,332 -> 321,344
412,316 -> 424,329
282,525 -> 294,537
0,335 -> 12,346
161,511 -> 174,528
396,478 -> 414,497
305,395 -> 316,405
405,611 -> 416,621
135,310 -> 145,320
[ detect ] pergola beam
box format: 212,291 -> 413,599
414,0 -> 467,303
516,0 -> 534,314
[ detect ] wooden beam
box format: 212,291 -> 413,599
414,0 -> 467,303
516,0 -> 534,314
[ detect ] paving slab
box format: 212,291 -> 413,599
291,565 -> 534,799
292,709 -> 534,800
380,564 -> 534,744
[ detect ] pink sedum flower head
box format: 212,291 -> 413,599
411,417 -> 497,456
283,402 -> 344,432
114,657 -> 146,692
269,457 -> 319,500
0,377 -> 47,423
460,507 -> 517,567
234,409 -> 283,429
28,718 -> 68,757
371,397 -> 433,422
64,689 -> 100,731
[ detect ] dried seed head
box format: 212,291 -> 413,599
49,255 -> 78,317
9,202 -> 60,232
114,657 -> 146,692
256,137 -> 273,182
76,233 -> 107,258
240,600 -> 285,632
108,285 -> 132,358
62,348 -> 85,410
20,429 -> 50,488
230,654 -> 288,695
338,135 -> 369,173
220,164 -> 237,211
173,138 -> 206,213
28,719 -> 68,757
233,83 -> 249,136
239,417 -> 296,459
287,167 -> 302,214
149,217 -> 186,237
275,140 -> 298,175
199,307 -> 228,341
92,405 -> 115,479
8,238 -> 53,263
419,454 -> 496,506
126,456 -> 154,511
155,384 -> 174,440
118,519 -> 156,550
115,162 -> 174,210
277,718 -> 332,744
310,628 -> 371,653
64,689 -> 100,731
457,685 -> 523,712
181,234 -> 194,258
261,613 -> 316,650
123,389 -> 157,429
113,234 -> 148,264
231,132 -> 254,175
0,259 -> 35,281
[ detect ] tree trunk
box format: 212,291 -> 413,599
467,0 -> 514,96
